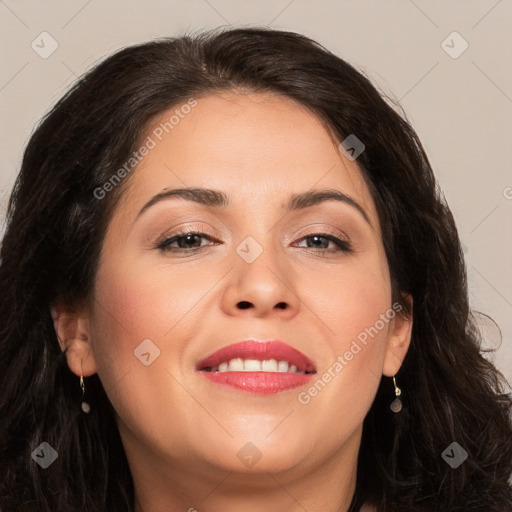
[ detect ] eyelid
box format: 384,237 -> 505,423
155,224 -> 217,245
293,225 -> 351,243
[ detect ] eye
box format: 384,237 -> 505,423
156,230 -> 352,254
156,230 -> 218,252
295,233 -> 352,253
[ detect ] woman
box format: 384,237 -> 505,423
0,27 -> 510,512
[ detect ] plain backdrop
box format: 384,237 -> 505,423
1,0 -> 511,385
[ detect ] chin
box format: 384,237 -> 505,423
212,451 -> 302,475
197,437 -> 307,474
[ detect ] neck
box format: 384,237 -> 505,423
126,425 -> 363,512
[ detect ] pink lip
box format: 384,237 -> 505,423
196,340 -> 317,394
200,371 -> 315,394
196,340 -> 317,373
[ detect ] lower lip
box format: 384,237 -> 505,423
199,371 -> 315,394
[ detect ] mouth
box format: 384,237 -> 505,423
196,340 -> 317,394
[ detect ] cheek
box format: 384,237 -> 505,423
92,255 -> 202,345
309,255 -> 391,347
88,262 -> 202,441
301,256 -> 391,410
88,260 -> 172,392
89,251 -> 216,390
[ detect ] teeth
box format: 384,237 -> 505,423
210,358 -> 305,374
244,359 -> 261,371
261,359 -> 278,371
228,358 -> 244,371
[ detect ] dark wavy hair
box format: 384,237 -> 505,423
0,27 -> 511,512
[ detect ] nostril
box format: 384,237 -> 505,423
237,301 -> 252,309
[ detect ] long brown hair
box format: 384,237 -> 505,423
1,27 -> 511,511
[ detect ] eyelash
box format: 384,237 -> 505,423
156,229 -> 353,254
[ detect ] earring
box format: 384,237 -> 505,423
389,375 -> 402,413
80,360 -> 91,413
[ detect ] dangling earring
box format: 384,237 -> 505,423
80,360 -> 91,414
390,375 -> 402,413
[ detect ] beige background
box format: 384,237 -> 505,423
1,0 -> 511,384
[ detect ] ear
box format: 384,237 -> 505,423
382,294 -> 413,377
51,301 -> 97,378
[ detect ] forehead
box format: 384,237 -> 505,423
117,91 -> 378,226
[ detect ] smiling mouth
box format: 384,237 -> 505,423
196,340 -> 317,394
200,358 -> 315,374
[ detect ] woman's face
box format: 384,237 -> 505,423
81,91 -> 411,481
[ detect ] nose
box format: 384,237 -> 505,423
220,240 -> 300,320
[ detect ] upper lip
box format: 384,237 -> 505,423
196,340 -> 317,373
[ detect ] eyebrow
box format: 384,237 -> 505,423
136,187 -> 372,227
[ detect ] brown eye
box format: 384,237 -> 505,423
157,231 -> 217,252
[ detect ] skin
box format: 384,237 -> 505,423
52,91 -> 413,512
